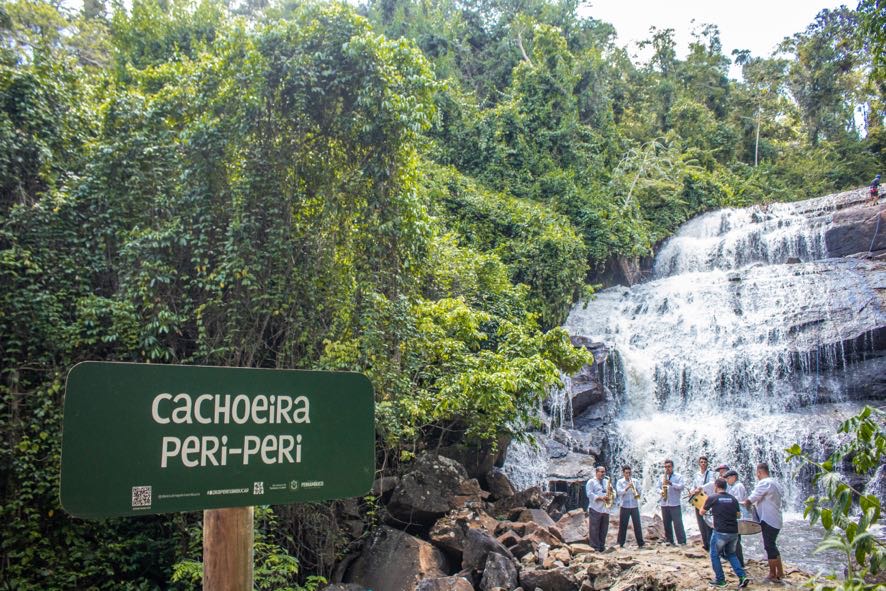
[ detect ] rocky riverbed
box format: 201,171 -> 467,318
323,453 -> 816,591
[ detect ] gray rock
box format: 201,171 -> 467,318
462,528 -> 515,573
556,509 -> 589,544
518,566 -> 579,591
416,576 -> 475,591
344,526 -> 449,591
480,552 -> 518,591
486,469 -> 516,500
386,453 -> 470,526
826,205 -> 886,257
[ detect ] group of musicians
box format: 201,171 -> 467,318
585,455 -> 785,587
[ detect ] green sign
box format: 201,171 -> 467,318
60,362 -> 374,519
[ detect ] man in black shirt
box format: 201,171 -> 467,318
701,479 -> 749,588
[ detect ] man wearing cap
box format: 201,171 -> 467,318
586,466 -> 611,552
724,470 -> 748,567
690,456 -> 715,550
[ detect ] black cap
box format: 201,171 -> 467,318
724,470 -> 738,478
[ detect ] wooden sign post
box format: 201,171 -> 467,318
203,507 -> 254,591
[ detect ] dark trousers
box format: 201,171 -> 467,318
695,508 -> 713,549
661,505 -> 687,544
588,508 -> 609,551
617,507 -> 644,547
761,520 -> 781,559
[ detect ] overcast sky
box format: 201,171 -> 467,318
578,0 -> 850,77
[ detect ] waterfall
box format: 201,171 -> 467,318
563,189 -> 885,515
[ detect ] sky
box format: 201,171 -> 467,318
577,0 -> 850,78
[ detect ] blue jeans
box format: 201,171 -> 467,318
710,530 -> 746,582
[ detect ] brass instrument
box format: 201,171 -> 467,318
603,479 -> 615,508
661,473 -> 669,500
628,480 -> 641,500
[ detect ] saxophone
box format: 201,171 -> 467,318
661,473 -> 669,501
629,479 -> 641,500
603,479 -> 615,508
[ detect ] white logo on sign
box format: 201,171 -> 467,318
253,482 -> 264,495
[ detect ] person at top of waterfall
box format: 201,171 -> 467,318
700,478 -> 750,589
586,465 -> 612,552
724,470 -> 748,568
690,455 -> 715,551
660,459 -> 687,545
616,465 -> 645,549
744,462 -> 785,583
870,173 -> 881,204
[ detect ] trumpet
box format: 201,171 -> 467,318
661,473 -> 669,500
604,479 -> 615,508
628,480 -> 641,500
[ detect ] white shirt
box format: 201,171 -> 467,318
616,477 -> 641,509
693,469 -> 715,495
586,477 -> 610,513
660,472 -> 685,507
747,477 -> 784,529
728,481 -> 751,519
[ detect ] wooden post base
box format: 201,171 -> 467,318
203,506 -> 254,591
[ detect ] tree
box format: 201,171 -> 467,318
786,406 -> 885,590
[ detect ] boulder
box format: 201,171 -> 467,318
386,453 -> 470,526
486,469 -> 517,500
513,508 -> 557,529
519,566 -> 579,591
344,527 -> 448,591
479,552 -> 519,591
826,204 -> 886,257
462,528 -> 515,573
493,487 -> 545,516
556,509 -> 589,544
429,508 -> 499,558
416,576 -> 475,591
438,435 -> 512,480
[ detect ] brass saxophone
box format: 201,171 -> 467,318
661,473 -> 669,500
604,479 -> 615,508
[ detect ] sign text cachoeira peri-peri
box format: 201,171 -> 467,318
60,362 -> 374,519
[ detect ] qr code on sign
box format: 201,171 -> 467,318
131,486 -> 152,507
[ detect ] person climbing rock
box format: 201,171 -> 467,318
870,173 -> 881,205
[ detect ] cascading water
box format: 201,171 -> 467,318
506,189 -> 885,573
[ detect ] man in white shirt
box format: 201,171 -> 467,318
616,465 -> 645,548
586,466 -> 612,552
690,455 -> 715,550
724,470 -> 747,567
660,459 -> 687,545
744,462 -> 784,582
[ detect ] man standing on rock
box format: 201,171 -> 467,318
616,465 -> 645,549
701,478 -> 749,589
586,465 -> 611,552
745,462 -> 785,583
690,455 -> 715,551
660,459 -> 687,545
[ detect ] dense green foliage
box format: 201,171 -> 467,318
787,406 -> 885,590
0,0 -> 883,588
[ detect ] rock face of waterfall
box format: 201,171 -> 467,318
504,189 -> 886,513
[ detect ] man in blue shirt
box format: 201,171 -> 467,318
586,465 -> 611,552
701,478 -> 749,589
660,459 -> 686,545
615,465 -> 645,548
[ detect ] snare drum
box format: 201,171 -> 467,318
688,491 -> 708,512
737,519 -> 762,535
